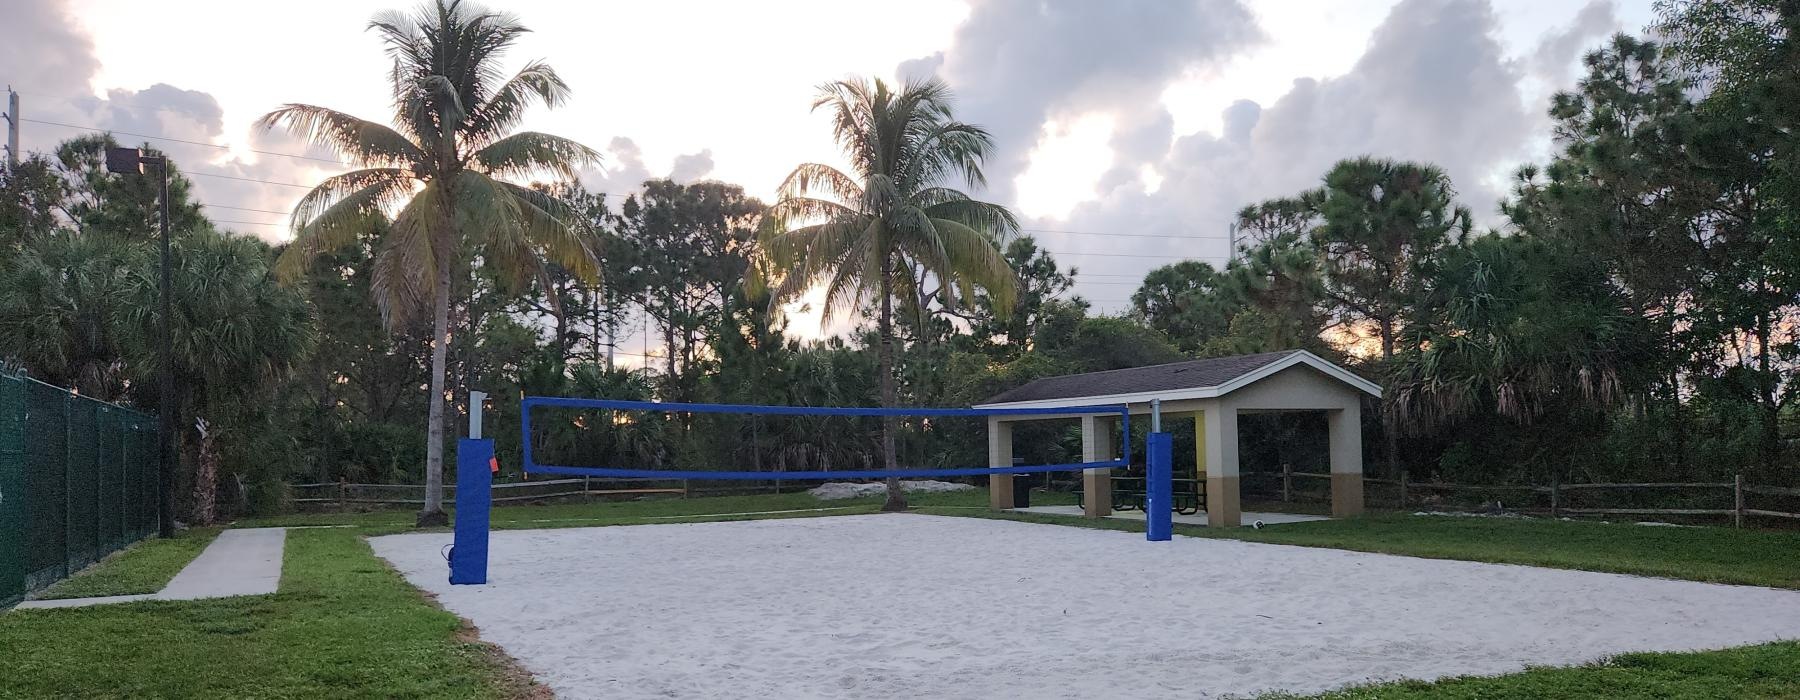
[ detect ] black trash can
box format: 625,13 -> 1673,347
1011,472 -> 1032,508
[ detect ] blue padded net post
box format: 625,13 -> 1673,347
1145,432 -> 1173,542
450,438 -> 493,585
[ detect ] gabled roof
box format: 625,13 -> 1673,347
975,349 -> 1381,408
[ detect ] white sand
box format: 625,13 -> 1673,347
371,515 -> 1800,699
807,480 -> 976,500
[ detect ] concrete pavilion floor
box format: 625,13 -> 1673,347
1011,505 -> 1328,527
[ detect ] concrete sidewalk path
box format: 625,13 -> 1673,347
159,528 -> 286,600
14,528 -> 287,610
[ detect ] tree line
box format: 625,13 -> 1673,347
0,0 -> 1793,526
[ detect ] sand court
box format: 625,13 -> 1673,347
373,514 -> 1800,699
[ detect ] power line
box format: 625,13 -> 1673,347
19,116 -> 344,164
1022,227 -> 1227,240
1044,249 -> 1224,260
204,203 -> 295,216
213,219 -> 285,228
185,170 -> 315,189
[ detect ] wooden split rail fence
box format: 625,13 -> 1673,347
292,477 -> 689,509
1251,464 -> 1800,528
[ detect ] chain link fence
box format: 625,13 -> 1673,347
0,371 -> 160,606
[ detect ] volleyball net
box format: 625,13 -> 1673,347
449,395 -> 1172,585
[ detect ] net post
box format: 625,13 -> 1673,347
450,390 -> 491,585
1146,431 -> 1173,542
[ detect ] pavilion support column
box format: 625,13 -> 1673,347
1081,414 -> 1113,517
988,417 -> 1015,511
1202,405 -> 1240,527
1328,405 -> 1365,518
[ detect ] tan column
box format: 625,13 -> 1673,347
988,417 -> 1015,510
1202,404 -> 1240,527
1192,410 -> 1206,479
1081,414 -> 1113,517
1328,404 -> 1365,517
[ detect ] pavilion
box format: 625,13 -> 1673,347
973,349 -> 1380,527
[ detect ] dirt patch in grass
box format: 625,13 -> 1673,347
455,623 -> 552,700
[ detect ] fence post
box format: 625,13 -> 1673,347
1550,474 -> 1560,519
682,479 -> 690,499
583,475 -> 592,503
337,477 -> 348,512
1734,474 -> 1744,529
62,393 -> 73,579
1281,462 -> 1292,503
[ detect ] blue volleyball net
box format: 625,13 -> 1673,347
449,396 -> 1170,585
519,397 -> 1132,481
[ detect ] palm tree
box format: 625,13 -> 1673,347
116,230 -> 318,524
760,77 -> 1018,511
259,0 -> 599,525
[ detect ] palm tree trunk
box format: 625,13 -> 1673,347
879,260 -> 906,511
419,252 -> 453,527
1379,320 -> 1400,481
1756,310 -> 1778,474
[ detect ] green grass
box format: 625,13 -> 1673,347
33,528 -> 222,600
238,486 -> 1064,535
0,529 -> 534,699
1267,642 -> 1800,699
921,508 -> 1800,589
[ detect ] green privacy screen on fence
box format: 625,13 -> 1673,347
0,372 -> 160,606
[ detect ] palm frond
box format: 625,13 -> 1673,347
775,163 -> 865,207
469,131 -> 599,181
464,61 -> 572,148
368,188 -> 443,329
273,173 -> 411,282
255,105 -> 425,168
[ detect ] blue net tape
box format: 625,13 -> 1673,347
521,397 -> 1132,480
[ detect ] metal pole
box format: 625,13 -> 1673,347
5,88 -> 18,169
468,390 -> 487,439
155,158 -> 175,538
1150,399 -> 1161,432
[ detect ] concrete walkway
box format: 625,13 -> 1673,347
15,528 -> 287,610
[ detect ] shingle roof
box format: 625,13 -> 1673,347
982,350 -> 1304,405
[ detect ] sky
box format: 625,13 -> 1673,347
3,0 -> 1656,362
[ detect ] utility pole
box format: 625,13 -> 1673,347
4,87 -> 18,170
106,147 -> 176,538
1227,221 -> 1238,265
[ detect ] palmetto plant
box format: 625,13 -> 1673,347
259,0 -> 599,525
760,77 -> 1018,511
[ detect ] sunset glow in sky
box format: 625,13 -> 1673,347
7,0 -> 1655,359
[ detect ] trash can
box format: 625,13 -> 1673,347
1011,472 -> 1032,508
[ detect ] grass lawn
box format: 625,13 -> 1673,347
8,488 -> 1800,698
235,487 -> 1064,535
32,528 -> 222,600
0,529 -> 536,699
1269,641 -> 1800,699
922,507 -> 1800,589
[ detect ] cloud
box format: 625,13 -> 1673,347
903,0 -> 1581,315
1529,0 -> 1619,85
0,0 -> 343,242
580,137 -> 720,198
901,0 -> 1264,204
668,149 -> 716,183
0,0 -> 97,97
